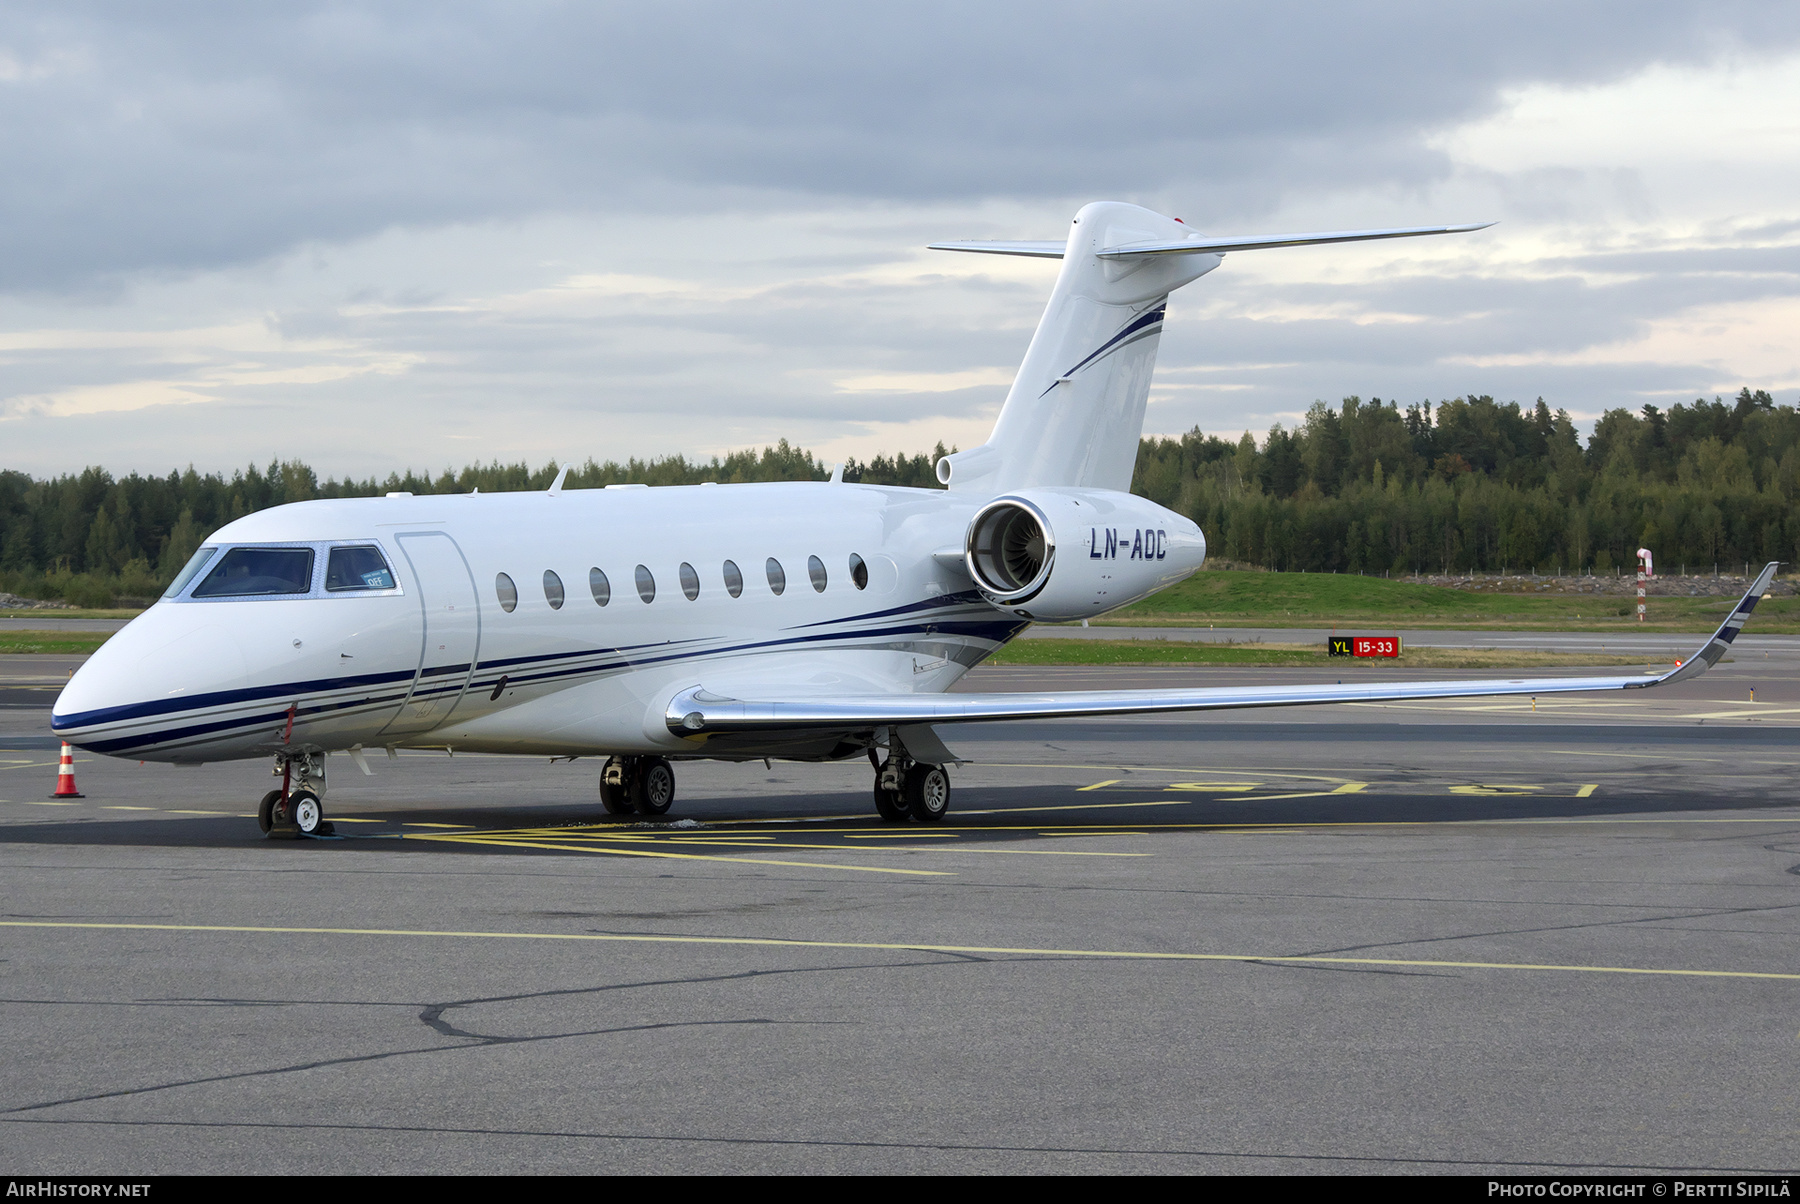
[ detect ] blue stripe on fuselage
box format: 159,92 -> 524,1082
56,614 -> 1028,754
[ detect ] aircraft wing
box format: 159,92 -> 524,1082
667,563 -> 1779,738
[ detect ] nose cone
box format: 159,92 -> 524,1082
53,604 -> 247,760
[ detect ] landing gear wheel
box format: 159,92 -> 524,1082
867,759 -> 907,827
290,790 -> 323,836
257,790 -> 282,834
599,756 -> 635,815
904,764 -> 950,823
632,758 -> 676,816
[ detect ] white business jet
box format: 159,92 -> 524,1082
52,202 -> 1779,836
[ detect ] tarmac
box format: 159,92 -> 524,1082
1,638 -> 1796,1174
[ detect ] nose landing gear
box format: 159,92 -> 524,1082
599,756 -> 676,818
260,749 -> 331,838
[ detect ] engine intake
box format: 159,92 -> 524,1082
965,498 -> 1053,602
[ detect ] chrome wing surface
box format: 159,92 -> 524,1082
667,564 -> 1779,737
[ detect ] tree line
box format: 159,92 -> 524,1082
3,387 -> 1794,607
1132,388 -> 1797,576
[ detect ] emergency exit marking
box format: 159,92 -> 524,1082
1328,636 -> 1402,658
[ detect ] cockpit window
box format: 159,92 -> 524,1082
325,545 -> 396,592
191,547 -> 316,598
162,547 -> 218,599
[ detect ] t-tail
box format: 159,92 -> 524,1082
930,201 -> 1492,495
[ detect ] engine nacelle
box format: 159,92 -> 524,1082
963,488 -> 1206,622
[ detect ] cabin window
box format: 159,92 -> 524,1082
635,564 -> 656,603
162,547 -> 218,599
766,558 -> 786,595
325,545 -> 396,592
808,555 -> 827,592
589,567 -> 611,606
722,559 -> 743,598
543,570 -> 565,610
679,562 -> 700,601
496,573 -> 518,612
191,547 -> 315,598
849,553 -> 868,590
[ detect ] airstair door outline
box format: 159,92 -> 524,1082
382,531 -> 481,736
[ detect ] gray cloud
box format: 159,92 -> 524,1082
5,2 -> 1800,291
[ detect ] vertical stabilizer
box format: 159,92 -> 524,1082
936,202 -> 1219,494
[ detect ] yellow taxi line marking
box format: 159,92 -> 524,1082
1331,783 -> 1368,794
0,920 -> 1791,983
950,794 -> 1324,817
1077,780 -> 1122,791
838,832 -> 961,839
402,834 -> 952,876
19,801 -> 78,806
323,817 -> 387,824
394,829 -> 1145,857
402,823 -> 474,829
985,763 -> 1353,785
717,839 -> 1145,858
699,816 -> 1800,834
1576,785 -> 1598,797
167,809 -> 230,815
101,806 -> 157,811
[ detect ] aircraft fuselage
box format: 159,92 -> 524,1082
52,480 -> 1204,765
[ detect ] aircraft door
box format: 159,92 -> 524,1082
382,531 -> 481,736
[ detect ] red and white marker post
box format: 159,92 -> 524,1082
50,742 -> 84,798
1636,547 -> 1653,623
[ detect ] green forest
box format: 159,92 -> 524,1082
3,388 -> 1795,608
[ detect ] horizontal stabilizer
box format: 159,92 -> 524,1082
928,223 -> 1494,262
927,240 -> 1068,259
1097,223 -> 1495,258
668,564 -> 1778,736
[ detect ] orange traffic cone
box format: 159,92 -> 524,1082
51,742 -> 84,798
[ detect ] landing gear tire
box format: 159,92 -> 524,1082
873,780 -> 909,823
257,790 -> 282,834
599,756 -> 635,815
632,757 -> 676,816
903,764 -> 950,823
290,790 -> 323,836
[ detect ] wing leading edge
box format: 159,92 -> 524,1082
667,563 -> 1780,738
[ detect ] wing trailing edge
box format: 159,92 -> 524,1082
667,564 -> 1779,738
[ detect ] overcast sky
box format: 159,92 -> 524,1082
4,2 -> 1799,479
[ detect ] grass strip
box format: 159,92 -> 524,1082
1104,570 -> 1800,632
0,632 -> 116,655
991,639 -> 1658,670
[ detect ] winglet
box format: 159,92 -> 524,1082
547,465 -> 571,496
1650,562 -> 1781,686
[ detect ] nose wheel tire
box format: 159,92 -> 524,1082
257,790 -> 282,834
291,790 -> 323,835
260,788 -> 328,837
631,758 -> 676,816
903,764 -> 950,822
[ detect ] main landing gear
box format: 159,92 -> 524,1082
259,749 -> 332,838
870,747 -> 950,823
600,755 -> 676,818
